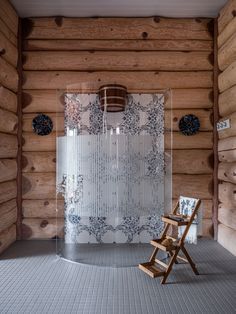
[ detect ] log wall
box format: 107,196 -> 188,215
217,0 -> 236,255
0,0 -> 18,254
22,16 -> 214,239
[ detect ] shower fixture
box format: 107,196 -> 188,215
98,84 -> 127,112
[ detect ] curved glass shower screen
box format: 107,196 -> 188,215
56,90 -> 172,266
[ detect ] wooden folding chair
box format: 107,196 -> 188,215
139,198 -> 201,284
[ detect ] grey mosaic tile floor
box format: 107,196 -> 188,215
0,239 -> 235,314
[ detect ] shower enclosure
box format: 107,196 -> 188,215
56,88 -> 172,266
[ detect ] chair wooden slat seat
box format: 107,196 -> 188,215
150,239 -> 177,252
138,262 -> 166,278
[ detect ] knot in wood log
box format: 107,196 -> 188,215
153,17 -> 160,23
142,32 -> 148,39
0,48 -> 6,56
40,220 -> 48,228
55,17 -> 63,27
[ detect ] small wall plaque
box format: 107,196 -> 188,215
217,119 -> 230,131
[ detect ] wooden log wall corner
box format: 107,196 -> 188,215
213,19 -> 219,240
16,18 -> 22,240
20,16 -> 214,240
217,0 -> 236,256
0,0 -> 19,254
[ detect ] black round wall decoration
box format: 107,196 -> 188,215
32,114 -> 53,136
179,114 -> 200,136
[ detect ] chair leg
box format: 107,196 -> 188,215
169,250 -> 178,264
161,247 -> 180,284
149,247 -> 159,262
181,245 -> 199,275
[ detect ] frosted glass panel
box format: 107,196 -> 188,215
57,134 -> 164,218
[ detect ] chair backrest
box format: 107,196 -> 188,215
178,196 -> 201,244
178,196 -> 199,220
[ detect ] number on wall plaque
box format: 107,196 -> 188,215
217,119 -> 230,131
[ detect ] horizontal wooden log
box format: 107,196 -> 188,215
23,113 -> 64,132
22,132 -> 63,152
165,132 -> 212,149
0,133 -> 17,158
22,173 -> 61,200
0,199 -> 17,233
0,57 -> 18,92
21,172 -> 212,201
219,181 -> 236,207
173,198 -> 212,219
0,108 -> 17,134
22,110 -> 212,133
0,159 -> 17,183
166,109 -> 213,131
24,17 -> 213,40
0,224 -> 16,254
0,180 -> 17,204
23,71 -> 213,90
202,219 -> 213,237
22,90 -> 64,113
22,199 -> 64,218
0,31 -> 18,67
172,174 -> 213,199
22,152 -> 56,172
0,17 -> 17,47
218,60 -> 236,92
23,51 -> 213,71
0,0 -> 18,36
0,85 -> 17,112
218,136 -> 236,152
218,0 -> 236,34
27,202 -> 204,223
22,131 -> 212,152
218,17 -> 236,48
22,149 -> 213,175
219,85 -> 236,117
218,31 -> 236,71
219,149 -> 236,162
23,39 -> 213,52
21,89 -> 213,113
166,89 -> 213,109
19,217 -> 212,240
218,223 -> 236,255
218,161 -> 236,184
172,149 -> 213,174
218,112 -> 236,139
218,203 -> 236,231
21,218 -> 64,239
